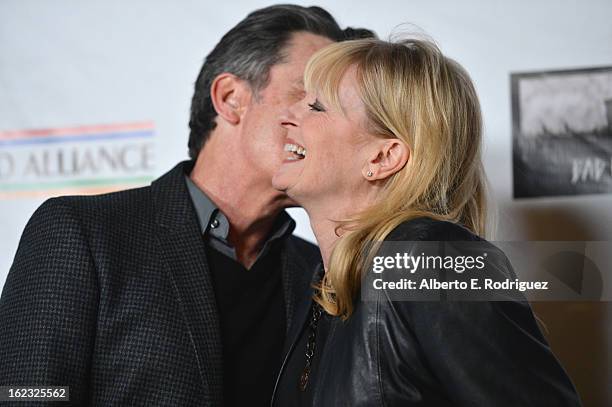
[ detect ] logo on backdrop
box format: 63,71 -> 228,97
0,121 -> 156,199
511,66 -> 612,198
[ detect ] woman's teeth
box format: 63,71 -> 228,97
284,143 -> 307,159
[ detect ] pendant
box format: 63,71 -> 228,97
299,368 -> 310,391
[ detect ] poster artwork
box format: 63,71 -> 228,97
511,66 -> 612,198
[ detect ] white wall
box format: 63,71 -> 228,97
3,0 -> 611,284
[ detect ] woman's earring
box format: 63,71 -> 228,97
366,170 -> 373,177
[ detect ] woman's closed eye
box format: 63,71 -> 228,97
307,99 -> 326,112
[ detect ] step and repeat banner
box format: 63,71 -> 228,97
0,122 -> 156,199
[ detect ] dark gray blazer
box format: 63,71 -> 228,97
0,161 -> 320,406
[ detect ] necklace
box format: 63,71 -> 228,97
298,302 -> 323,391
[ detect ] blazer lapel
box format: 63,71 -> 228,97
152,161 -> 223,405
272,247 -> 323,405
279,237 -> 323,336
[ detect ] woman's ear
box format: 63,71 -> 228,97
363,139 -> 410,181
210,73 -> 249,125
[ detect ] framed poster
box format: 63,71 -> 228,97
511,66 -> 612,198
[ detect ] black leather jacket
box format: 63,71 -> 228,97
272,218 -> 582,406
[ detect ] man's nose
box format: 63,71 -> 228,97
280,102 -> 301,129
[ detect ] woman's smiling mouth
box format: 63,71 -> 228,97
283,142 -> 307,161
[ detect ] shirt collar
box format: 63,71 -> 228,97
185,175 -> 231,239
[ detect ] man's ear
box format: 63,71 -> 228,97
210,73 -> 250,125
363,139 -> 410,181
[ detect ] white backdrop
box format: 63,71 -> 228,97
2,0 -> 612,288
1,1 -> 612,403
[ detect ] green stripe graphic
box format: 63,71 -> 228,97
0,176 -> 154,191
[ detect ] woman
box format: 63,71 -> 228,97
271,38 -> 581,406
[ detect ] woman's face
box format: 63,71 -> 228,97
272,66 -> 378,207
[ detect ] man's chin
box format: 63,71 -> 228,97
282,198 -> 300,208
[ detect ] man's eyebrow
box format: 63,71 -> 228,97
290,81 -> 306,98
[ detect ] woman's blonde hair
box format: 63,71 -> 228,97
306,37 -> 488,319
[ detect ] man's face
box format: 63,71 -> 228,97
238,32 -> 333,190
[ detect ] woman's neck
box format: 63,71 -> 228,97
308,214 -> 341,271
306,195 -> 374,270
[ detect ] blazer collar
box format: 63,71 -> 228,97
152,160 -> 196,229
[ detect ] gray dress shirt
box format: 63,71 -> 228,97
184,175 -> 295,263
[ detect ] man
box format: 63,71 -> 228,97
0,5 -> 373,406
